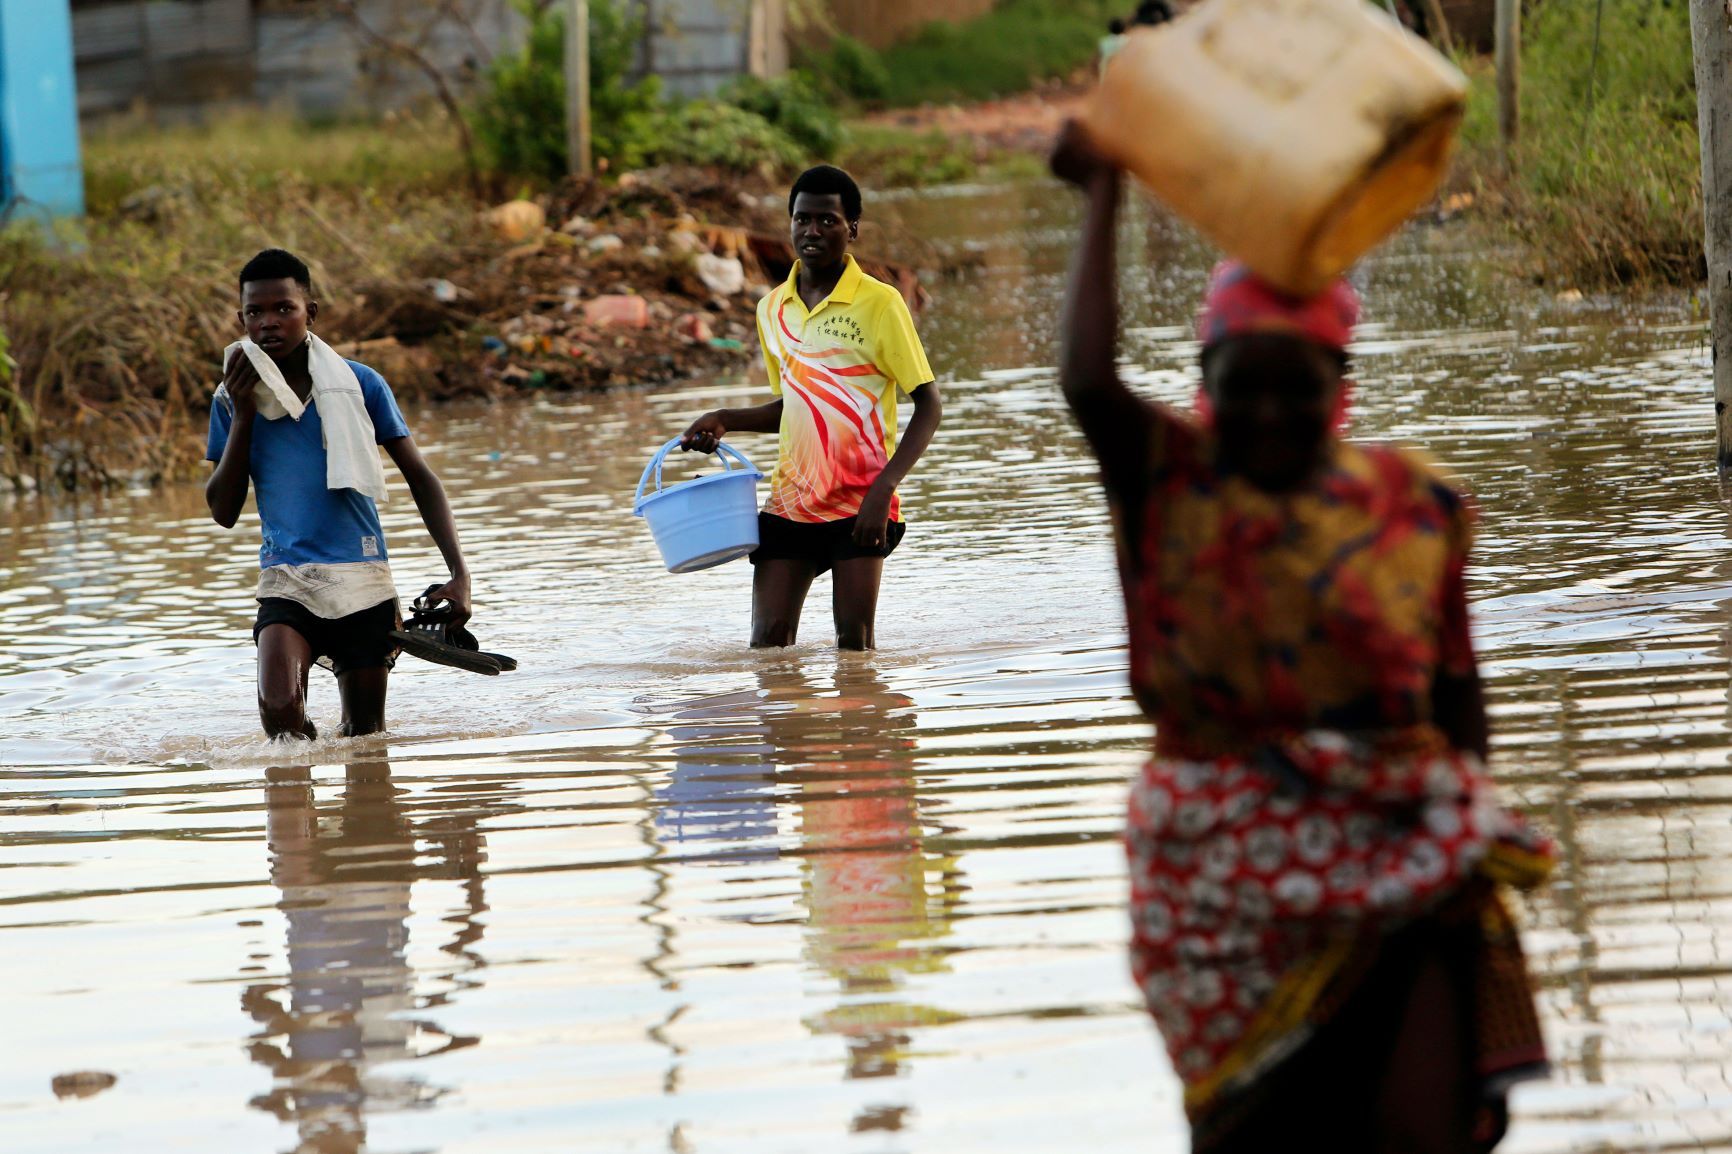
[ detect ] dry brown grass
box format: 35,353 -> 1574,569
1450,4 -> 1702,289
1,110 -> 833,491
2,109 -> 501,490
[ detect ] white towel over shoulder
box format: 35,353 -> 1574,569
215,334 -> 391,503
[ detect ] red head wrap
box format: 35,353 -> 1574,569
1196,260 -> 1361,352
1193,261 -> 1361,432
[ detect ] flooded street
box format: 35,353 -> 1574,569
3,180 -> 1729,1153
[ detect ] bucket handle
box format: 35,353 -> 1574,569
634,437 -> 760,508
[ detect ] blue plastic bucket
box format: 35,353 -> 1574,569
634,438 -> 764,573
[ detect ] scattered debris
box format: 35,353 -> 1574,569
1437,191 -> 1477,221
484,199 -> 546,242
695,254 -> 747,297
315,170 -> 932,398
675,312 -> 714,343
584,295 -> 651,329
52,1071 -> 117,1100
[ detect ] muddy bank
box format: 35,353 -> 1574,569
2,166 -> 931,493
384,168 -> 930,400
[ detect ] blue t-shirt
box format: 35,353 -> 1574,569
206,361 -> 411,570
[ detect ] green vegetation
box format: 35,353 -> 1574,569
801,0 -> 1117,107
637,101 -> 808,172
471,0 -> 842,182
471,0 -> 661,182
1458,0 -> 1699,286
721,72 -> 847,159
839,124 -> 982,187
83,109 -> 469,214
804,35 -> 891,104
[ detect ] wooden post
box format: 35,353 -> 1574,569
565,0 -> 592,176
1495,0 -> 1520,172
1691,0 -> 1732,468
1417,0 -> 1454,55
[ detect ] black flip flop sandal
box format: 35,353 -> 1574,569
388,586 -> 516,675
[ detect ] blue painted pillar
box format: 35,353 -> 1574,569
0,0 -> 84,222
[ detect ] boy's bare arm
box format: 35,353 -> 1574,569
681,398 -> 784,452
382,436 -> 472,623
853,381 -> 942,547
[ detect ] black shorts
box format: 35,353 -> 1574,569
253,597 -> 399,676
749,513 -> 906,576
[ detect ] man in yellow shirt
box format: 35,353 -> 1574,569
681,166 -> 943,650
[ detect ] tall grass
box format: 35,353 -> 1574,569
805,0 -> 1119,106
1458,0 -> 1701,286
1,111 -> 480,490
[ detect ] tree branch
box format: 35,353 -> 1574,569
326,0 -> 486,198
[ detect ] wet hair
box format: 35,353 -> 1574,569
788,165 -> 862,223
1109,17 -> 1127,34
1133,1 -> 1173,25
238,248 -> 313,296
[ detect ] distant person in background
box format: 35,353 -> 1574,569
1049,120 -> 1555,1154
1099,17 -> 1129,76
1133,0 -> 1175,27
679,166 -> 942,651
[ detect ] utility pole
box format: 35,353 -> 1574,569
565,0 -> 592,176
1691,0 -> 1732,467
1495,0 -> 1520,172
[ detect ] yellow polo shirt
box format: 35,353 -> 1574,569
755,255 -> 934,523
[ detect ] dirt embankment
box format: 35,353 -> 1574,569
363,168 -> 929,401
861,86 -> 1086,156
5,167 -> 931,492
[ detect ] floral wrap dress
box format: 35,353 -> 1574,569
1113,409 -> 1554,1141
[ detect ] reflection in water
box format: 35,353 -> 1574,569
245,760 -> 485,1153
654,663 -> 959,1133
780,665 -> 955,1093
656,690 -> 780,859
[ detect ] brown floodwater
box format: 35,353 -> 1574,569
1,181 -> 1725,1153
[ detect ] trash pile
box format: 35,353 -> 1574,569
330,168 -> 928,399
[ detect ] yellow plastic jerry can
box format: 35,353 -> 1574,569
1083,0 -> 1468,296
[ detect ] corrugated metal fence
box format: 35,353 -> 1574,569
71,0 -> 522,117
67,0 -> 1494,118
640,0 -> 784,98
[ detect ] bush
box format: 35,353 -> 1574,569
1458,0 -> 1700,285
587,0 -> 663,168
470,0 -> 660,182
800,34 -> 891,104
864,0 -> 1116,107
633,102 -> 805,173
840,125 -> 978,188
721,71 -> 846,159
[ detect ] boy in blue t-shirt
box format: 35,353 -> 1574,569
206,249 -> 472,739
